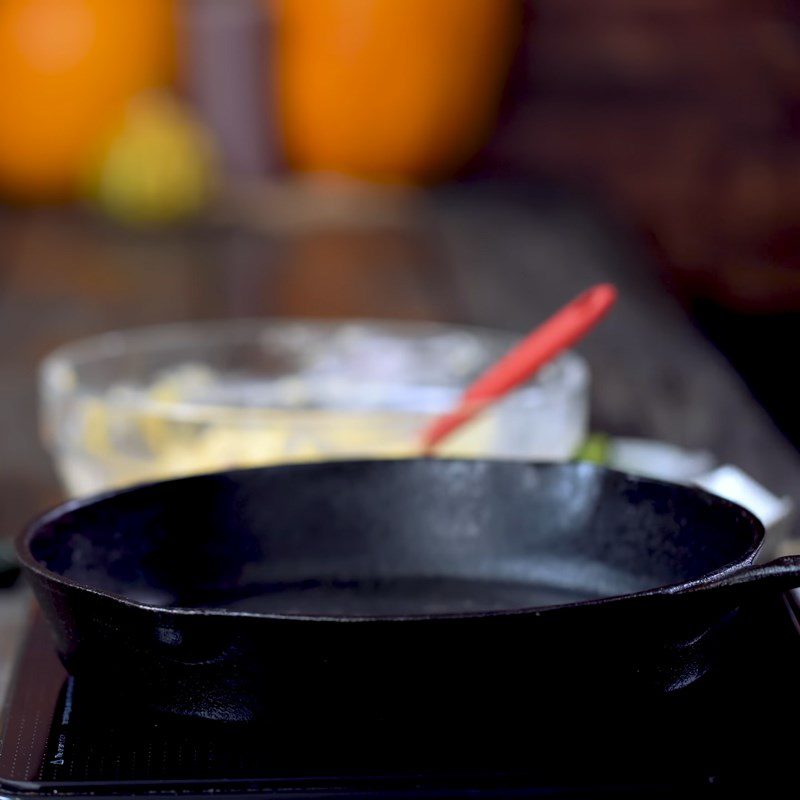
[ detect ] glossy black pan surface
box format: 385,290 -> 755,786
18,460 -> 800,722
19,460 -> 766,616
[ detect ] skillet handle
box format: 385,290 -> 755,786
679,556 -> 800,599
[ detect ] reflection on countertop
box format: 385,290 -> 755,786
0,588 -> 30,704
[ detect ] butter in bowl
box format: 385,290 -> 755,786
39,319 -> 589,497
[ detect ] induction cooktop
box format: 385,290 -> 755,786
2,595 -> 799,798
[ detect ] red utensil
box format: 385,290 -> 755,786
420,284 -> 617,454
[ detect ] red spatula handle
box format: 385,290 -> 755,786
421,283 -> 617,453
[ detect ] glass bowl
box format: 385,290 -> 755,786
39,319 -> 589,497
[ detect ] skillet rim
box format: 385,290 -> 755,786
15,459 -> 765,623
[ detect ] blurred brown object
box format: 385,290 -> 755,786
482,0 -> 800,313
219,176 -> 427,234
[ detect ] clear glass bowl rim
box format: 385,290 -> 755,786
39,317 -> 590,424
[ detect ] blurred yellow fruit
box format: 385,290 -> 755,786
0,0 -> 176,200
86,91 -> 217,227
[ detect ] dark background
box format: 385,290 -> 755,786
476,0 -> 800,446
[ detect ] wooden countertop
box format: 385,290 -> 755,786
4,180 -> 798,527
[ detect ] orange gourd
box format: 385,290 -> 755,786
273,0 -> 522,183
0,0 -> 175,200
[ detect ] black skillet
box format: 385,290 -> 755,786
17,459 -> 800,722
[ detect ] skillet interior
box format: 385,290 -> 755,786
23,460 -> 763,618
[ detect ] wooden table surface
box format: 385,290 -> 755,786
1,179 -> 799,684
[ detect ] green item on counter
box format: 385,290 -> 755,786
0,538 -> 19,588
574,433 -> 611,465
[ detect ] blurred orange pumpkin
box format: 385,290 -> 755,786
273,0 -> 522,183
0,0 -> 175,200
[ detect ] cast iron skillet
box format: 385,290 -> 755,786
17,459 -> 800,722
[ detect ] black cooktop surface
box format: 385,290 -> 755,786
2,596 -> 800,798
